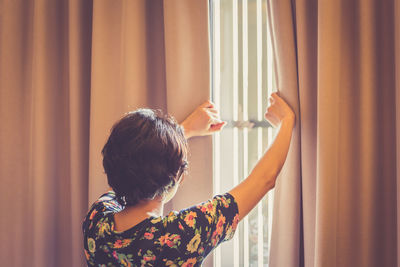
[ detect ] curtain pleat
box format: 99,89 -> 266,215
396,1 -> 400,265
0,0 -> 211,266
88,0 -> 171,204
266,0 -> 303,266
66,0 -> 92,264
0,1 -> 35,266
1,0 -> 93,266
267,0 -> 398,266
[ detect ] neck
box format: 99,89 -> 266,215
108,187 -> 165,216
122,197 -> 164,217
113,196 -> 165,232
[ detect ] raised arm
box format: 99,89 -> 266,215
180,94 -> 294,222
229,92 -> 295,221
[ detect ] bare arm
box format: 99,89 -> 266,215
229,93 -> 295,221
180,94 -> 294,221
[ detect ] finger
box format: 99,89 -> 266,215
209,117 -> 223,125
264,112 -> 273,123
207,111 -> 222,123
264,113 -> 279,127
206,108 -> 220,117
209,122 -> 226,132
207,108 -> 219,114
271,92 -> 280,100
207,111 -> 222,121
272,92 -> 288,105
268,96 -> 275,105
201,100 -> 215,108
266,105 -> 277,114
210,121 -> 226,129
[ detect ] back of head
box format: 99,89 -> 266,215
102,109 -> 188,206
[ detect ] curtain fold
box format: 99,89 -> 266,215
0,0 -> 92,266
88,0 -> 167,204
397,1 -> 400,265
163,3 -> 213,265
163,0 -> 213,209
265,0 -> 303,266
267,0 -> 398,266
0,0 -> 211,266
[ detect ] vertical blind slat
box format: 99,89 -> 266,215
256,0 -> 264,265
242,1 -> 250,266
266,2 -> 275,259
232,1 -> 240,266
212,1 -> 222,266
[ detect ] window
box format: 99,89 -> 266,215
210,0 -> 276,266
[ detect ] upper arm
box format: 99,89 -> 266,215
163,193 -> 239,257
229,172 -> 275,221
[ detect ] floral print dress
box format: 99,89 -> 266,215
82,190 -> 239,266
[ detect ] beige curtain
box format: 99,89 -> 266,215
0,1 -> 92,266
397,1 -> 400,265
0,0 -> 211,266
267,0 -> 398,267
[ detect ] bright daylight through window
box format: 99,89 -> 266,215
210,0 -> 276,266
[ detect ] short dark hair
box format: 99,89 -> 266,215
102,109 -> 188,206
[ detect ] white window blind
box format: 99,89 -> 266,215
210,0 -> 276,266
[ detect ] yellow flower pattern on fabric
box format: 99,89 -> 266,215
187,233 -> 201,253
87,238 -> 96,253
82,191 -> 239,266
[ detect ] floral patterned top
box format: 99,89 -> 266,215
82,191 -> 239,266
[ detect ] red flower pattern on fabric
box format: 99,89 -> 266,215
83,191 -> 238,266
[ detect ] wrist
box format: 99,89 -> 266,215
181,121 -> 193,139
282,114 -> 295,125
280,116 -> 295,130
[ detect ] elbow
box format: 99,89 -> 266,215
261,168 -> 279,191
265,176 -> 277,191
248,165 -> 280,191
266,167 -> 280,189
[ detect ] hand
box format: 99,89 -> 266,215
264,92 -> 295,127
181,101 -> 226,139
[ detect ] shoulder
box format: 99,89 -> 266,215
193,193 -> 238,220
82,191 -> 123,233
96,191 -> 123,212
